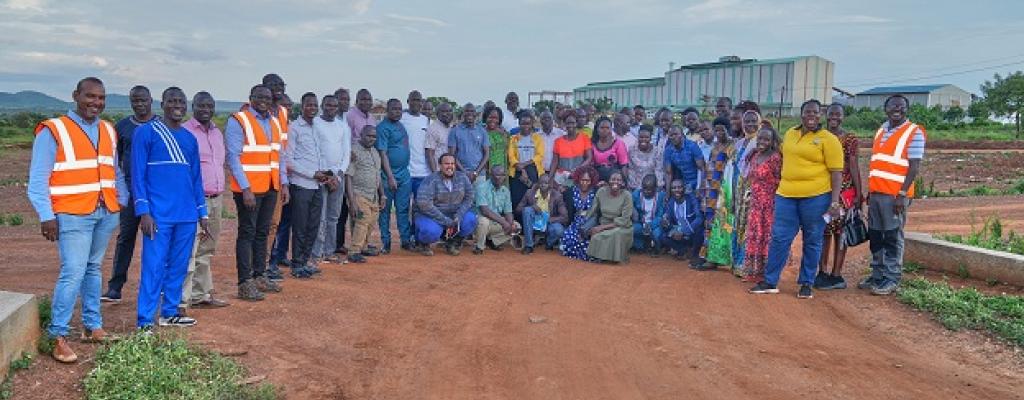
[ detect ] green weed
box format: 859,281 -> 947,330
941,217 -> 1024,256
0,353 -> 34,400
36,296 -> 53,355
84,333 -> 277,400
897,277 -> 1024,346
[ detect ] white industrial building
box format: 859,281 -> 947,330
573,55 -> 835,115
850,84 -> 973,110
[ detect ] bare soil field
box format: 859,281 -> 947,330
1,147 -> 1023,399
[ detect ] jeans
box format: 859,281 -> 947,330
49,207 -> 119,337
107,200 -> 140,293
763,193 -> 831,286
521,206 -> 565,248
313,180 -> 345,259
269,202 -> 292,266
137,221 -> 196,327
289,184 -> 323,267
234,190 -> 278,284
632,222 -> 664,251
379,173 -> 412,248
415,211 -> 477,244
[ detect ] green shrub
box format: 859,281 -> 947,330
36,296 -> 54,355
4,214 -> 22,226
84,333 -> 277,400
898,277 -> 1024,346
941,217 -> 1024,256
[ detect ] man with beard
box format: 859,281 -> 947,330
425,102 -> 454,173
226,84 -> 289,301
131,87 -> 210,330
414,153 -> 477,256
102,85 -> 158,302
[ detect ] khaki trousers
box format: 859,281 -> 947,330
474,217 -> 516,250
349,195 -> 380,253
181,195 -> 222,306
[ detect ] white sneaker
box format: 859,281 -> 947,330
158,316 -> 197,327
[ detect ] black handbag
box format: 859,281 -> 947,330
842,207 -> 869,247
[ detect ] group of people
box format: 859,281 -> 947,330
28,74 -> 925,365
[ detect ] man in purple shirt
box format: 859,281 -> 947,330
180,92 -> 229,311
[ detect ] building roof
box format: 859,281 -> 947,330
674,55 -> 814,71
575,77 -> 665,91
857,84 -> 951,95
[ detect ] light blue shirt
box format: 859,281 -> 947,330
224,109 -> 289,191
880,120 -> 926,160
27,110 -> 129,222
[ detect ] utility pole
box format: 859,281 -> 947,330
777,85 -> 786,129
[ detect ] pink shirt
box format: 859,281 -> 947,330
593,138 -> 629,167
346,107 -> 377,140
183,118 -> 226,195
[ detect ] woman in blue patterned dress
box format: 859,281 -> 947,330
561,166 -> 599,261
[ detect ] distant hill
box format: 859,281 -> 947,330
0,90 -> 246,113
0,91 -> 69,110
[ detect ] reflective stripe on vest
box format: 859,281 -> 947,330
229,111 -> 282,193
35,116 -> 121,214
868,121 -> 923,196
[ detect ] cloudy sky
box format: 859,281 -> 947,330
2,0 -> 1023,104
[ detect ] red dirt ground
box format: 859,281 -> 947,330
2,147 -> 1023,399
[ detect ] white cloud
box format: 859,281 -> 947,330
352,0 -> 371,14
3,0 -> 45,12
385,13 -> 448,27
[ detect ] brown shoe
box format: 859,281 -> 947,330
52,337 -> 77,363
255,276 -> 281,293
192,297 -> 230,308
81,328 -> 117,343
238,280 -> 265,301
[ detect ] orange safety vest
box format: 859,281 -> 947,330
228,110 -> 284,193
34,116 -> 121,215
868,120 -> 926,197
276,105 -> 289,148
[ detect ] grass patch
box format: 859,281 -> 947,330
84,333 -> 277,400
0,353 -> 34,400
37,296 -> 53,355
916,177 -> 1024,198
0,213 -> 24,226
897,277 -> 1024,346
0,127 -> 33,147
941,217 -> 1024,256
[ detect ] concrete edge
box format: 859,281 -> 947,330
905,232 -> 1024,286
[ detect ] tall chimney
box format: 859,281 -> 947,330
669,62 -> 676,71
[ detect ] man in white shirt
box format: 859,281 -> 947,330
401,90 -> 431,198
313,95 -> 352,264
500,91 -> 522,132
537,110 -> 564,172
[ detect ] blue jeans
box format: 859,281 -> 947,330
415,211 -> 477,244
269,202 -> 291,266
521,206 -> 564,248
379,174 -> 413,248
49,208 -> 119,337
138,221 -> 196,327
763,193 -> 831,286
632,222 -> 664,251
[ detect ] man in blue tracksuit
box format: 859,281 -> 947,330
132,87 -> 209,330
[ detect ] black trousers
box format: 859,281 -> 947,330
289,185 -> 323,267
510,165 -> 540,224
234,190 -> 278,284
335,194 -> 348,252
107,199 -> 140,293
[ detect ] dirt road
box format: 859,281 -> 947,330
2,144 -> 1023,398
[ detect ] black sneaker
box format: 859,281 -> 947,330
797,284 -> 814,299
347,254 -> 367,263
688,258 -> 706,269
158,315 -> 197,327
486,241 -> 503,251
290,266 -> 316,279
749,281 -> 779,294
818,275 -> 848,290
857,276 -> 880,290
521,246 -> 533,255
361,248 -> 380,257
265,267 -> 285,282
401,242 -> 418,252
813,271 -> 829,288
100,289 -> 122,303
